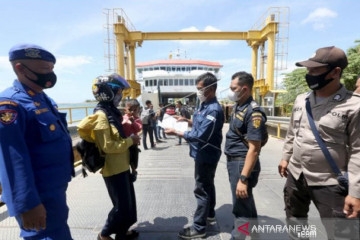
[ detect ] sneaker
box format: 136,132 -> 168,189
178,227 -> 206,239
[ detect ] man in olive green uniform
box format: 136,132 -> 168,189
278,46 -> 360,239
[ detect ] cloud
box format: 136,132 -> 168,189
301,8 -> 338,30
0,56 -> 10,70
55,55 -> 93,74
176,26 -> 230,46
46,18 -> 103,52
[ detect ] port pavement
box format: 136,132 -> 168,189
0,123 -> 327,240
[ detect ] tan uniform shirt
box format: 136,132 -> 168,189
282,86 -> 360,198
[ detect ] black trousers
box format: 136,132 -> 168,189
284,172 -> 359,240
142,124 -> 154,149
193,161 -> 218,232
227,157 -> 260,240
101,170 -> 137,238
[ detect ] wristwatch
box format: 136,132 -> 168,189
239,175 -> 248,183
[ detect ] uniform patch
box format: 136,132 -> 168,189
252,116 -> 262,129
0,101 -> 18,107
25,48 -> 41,59
27,90 -> 35,96
49,124 -> 56,131
34,102 -> 41,107
0,109 -> 18,124
206,115 -> 215,122
236,113 -> 244,121
35,108 -> 49,115
333,94 -> 342,101
252,112 -> 262,117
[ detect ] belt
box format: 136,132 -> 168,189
226,155 -> 245,162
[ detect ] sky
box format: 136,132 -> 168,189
0,0 -> 359,103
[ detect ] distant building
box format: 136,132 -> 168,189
136,59 -> 222,105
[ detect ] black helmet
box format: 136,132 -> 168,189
92,73 -> 130,102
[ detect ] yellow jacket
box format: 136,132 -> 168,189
77,110 -> 133,177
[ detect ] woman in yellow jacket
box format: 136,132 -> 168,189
78,74 -> 140,240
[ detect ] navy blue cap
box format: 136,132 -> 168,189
9,44 -> 56,63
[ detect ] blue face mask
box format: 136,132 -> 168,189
23,64 -> 57,89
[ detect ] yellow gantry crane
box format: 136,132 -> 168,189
103,8 -> 289,106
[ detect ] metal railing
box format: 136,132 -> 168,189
266,116 -> 290,139
58,106 -> 95,124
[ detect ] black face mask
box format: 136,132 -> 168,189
23,64 -> 57,89
305,68 -> 334,90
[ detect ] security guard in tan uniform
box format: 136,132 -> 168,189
278,46 -> 360,239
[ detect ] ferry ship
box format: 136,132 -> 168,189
136,57 -> 222,106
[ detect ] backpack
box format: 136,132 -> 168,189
76,139 -> 105,177
140,109 -> 151,124
76,104 -> 125,177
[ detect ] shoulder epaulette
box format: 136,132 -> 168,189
250,100 -> 260,110
0,100 -> 18,107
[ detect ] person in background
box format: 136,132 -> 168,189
166,72 -> 224,239
156,103 -> 167,139
141,100 -> 156,149
224,71 -> 268,240
122,99 -> 142,182
77,74 -> 140,240
175,100 -> 191,145
0,44 -> 74,239
278,46 -> 360,239
354,74 -> 360,94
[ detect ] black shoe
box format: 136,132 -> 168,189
207,216 -> 216,222
125,230 -> 139,240
178,227 -> 206,239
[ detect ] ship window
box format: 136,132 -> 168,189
174,79 -> 179,86
164,79 -> 168,86
191,67 -> 196,70
167,67 -> 171,71
185,79 -> 189,86
198,67 -> 203,70
176,67 -> 180,72
186,67 -> 190,72
143,68 -> 148,72
149,80 -> 153,86
172,67 -> 176,71
138,69 -> 143,73
215,69 -> 219,73
160,67 -> 165,70
154,80 -> 157,86
181,67 -> 185,71
145,80 -> 149,87
169,79 -> 173,86
179,79 -> 184,85
190,79 -> 194,85
208,68 -> 213,71
149,68 -> 154,71
159,80 -> 163,86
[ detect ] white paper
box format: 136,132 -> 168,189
159,114 -> 188,132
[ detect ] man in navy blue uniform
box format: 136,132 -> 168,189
166,72 -> 224,239
225,71 -> 267,240
0,44 -> 74,239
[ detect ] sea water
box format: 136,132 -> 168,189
58,103 -> 96,124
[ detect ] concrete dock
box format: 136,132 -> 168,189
0,124 -> 329,240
